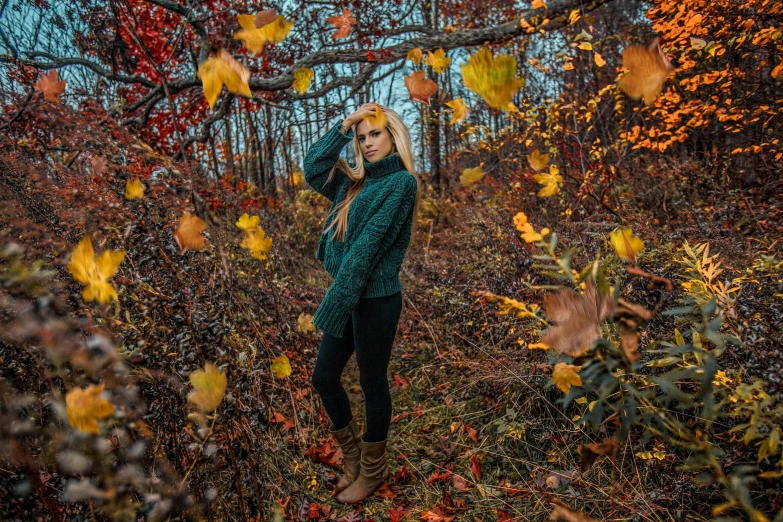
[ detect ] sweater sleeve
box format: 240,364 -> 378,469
303,122 -> 353,202
312,175 -> 418,338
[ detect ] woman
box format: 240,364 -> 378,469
304,102 -> 421,504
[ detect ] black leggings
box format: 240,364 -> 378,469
310,290 -> 403,443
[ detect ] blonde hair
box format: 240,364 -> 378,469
322,105 -> 422,247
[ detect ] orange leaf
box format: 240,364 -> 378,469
619,37 -> 675,106
174,211 -> 207,253
403,70 -> 438,106
254,9 -> 278,28
35,69 -> 66,103
326,7 -> 356,40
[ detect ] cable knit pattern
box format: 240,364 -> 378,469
303,122 -> 418,338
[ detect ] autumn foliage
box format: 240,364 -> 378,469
0,0 -> 782,520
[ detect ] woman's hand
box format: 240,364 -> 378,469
342,103 -> 379,129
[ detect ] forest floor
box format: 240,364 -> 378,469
1,143 -> 781,521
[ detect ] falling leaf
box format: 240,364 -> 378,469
236,213 -> 260,231
297,312 -> 316,333
90,156 -> 108,177
445,98 -> 468,124
460,166 -> 484,186
527,149 -> 549,171
271,354 -> 292,378
609,226 -> 644,263
549,501 -> 599,522
174,211 -> 207,253
34,69 -> 66,102
363,106 -> 388,128
197,49 -> 252,109
552,362 -> 582,393
292,67 -> 314,94
407,48 -> 424,65
593,52 -> 606,67
254,9 -> 279,28
532,0 -> 547,9
187,363 -> 227,412
67,236 -> 125,304
124,178 -> 144,200
240,227 -> 273,260
690,37 -> 707,50
613,298 -> 652,364
425,48 -> 451,73
534,165 -> 563,197
513,211 -> 550,243
578,439 -> 619,471
574,29 -> 593,42
66,384 -> 115,434
541,280 -> 615,356
619,37 -> 675,106
404,70 -> 438,106
326,7 -> 356,40
462,47 -> 524,110
234,13 -> 293,54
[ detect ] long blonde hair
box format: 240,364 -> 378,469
322,105 -> 422,247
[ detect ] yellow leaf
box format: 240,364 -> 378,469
236,213 -> 261,231
67,236 -> 125,304
292,67 -> 314,94
460,165 -> 485,186
234,13 -> 293,55
445,97 -> 469,124
297,313 -> 316,333
66,384 -> 115,434
527,342 -> 550,350
187,363 -> 227,412
568,9 -> 581,24
594,52 -> 606,67
271,354 -> 292,378
690,37 -> 707,50
513,211 -> 549,243
407,48 -> 423,65
124,178 -> 144,200
534,164 -> 563,196
461,47 -> 525,110
563,61 -> 575,71
609,226 -> 644,263
577,42 -> 592,51
174,211 -> 207,253
197,49 -> 252,109
240,227 -> 273,260
424,48 -> 451,73
772,63 -> 783,79
527,149 -> 549,171
552,362 -> 582,393
363,106 -> 388,129
531,0 -> 546,9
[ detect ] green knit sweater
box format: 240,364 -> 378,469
303,121 -> 418,338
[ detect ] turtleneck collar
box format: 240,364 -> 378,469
364,152 -> 405,180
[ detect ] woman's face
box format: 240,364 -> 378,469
356,119 -> 395,163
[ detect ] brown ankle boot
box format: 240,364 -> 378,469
336,434 -> 391,504
329,418 -> 363,492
